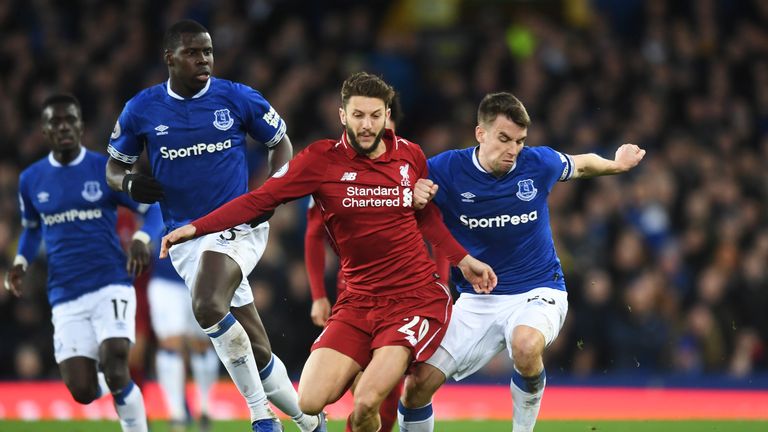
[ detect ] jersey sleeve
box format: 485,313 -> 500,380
192,143 -> 328,235
16,173 -> 42,263
304,198 -> 329,301
539,146 -> 575,186
426,155 -> 448,209
107,104 -> 143,164
240,85 -> 287,148
416,202 -> 468,265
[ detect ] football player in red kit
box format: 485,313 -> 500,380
161,72 -> 497,432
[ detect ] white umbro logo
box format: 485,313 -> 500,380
461,192 -> 476,202
155,125 -> 169,136
340,172 -> 357,181
37,191 -> 50,203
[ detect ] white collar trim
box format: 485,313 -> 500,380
49,146 -> 86,167
472,146 -> 516,175
167,78 -> 211,100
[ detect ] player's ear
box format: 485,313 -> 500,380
475,124 -> 485,144
164,49 -> 173,66
339,107 -> 347,126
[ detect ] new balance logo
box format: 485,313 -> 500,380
155,125 -> 169,136
461,191 -> 476,202
340,172 -> 357,181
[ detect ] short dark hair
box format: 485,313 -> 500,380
163,19 -> 209,50
477,93 -> 531,128
41,94 -> 81,118
340,72 -> 395,109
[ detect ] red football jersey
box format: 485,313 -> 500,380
192,129 -> 467,296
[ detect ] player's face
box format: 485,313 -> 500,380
476,115 -> 527,176
167,32 -> 214,95
42,103 -> 83,154
340,96 -> 390,157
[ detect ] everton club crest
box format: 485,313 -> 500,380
516,179 -> 537,201
81,181 -> 103,202
213,109 -> 234,131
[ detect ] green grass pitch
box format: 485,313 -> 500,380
1,420 -> 767,431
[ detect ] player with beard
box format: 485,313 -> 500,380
160,72 -> 497,432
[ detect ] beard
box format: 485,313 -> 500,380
346,125 -> 385,156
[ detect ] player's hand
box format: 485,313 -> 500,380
122,173 -> 165,203
413,178 -> 438,210
310,297 -> 332,327
4,265 -> 26,297
457,255 -> 497,294
614,144 -> 646,172
127,239 -> 151,276
160,224 -> 197,258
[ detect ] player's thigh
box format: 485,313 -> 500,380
505,288 -> 569,357
148,278 -> 192,340
51,292 -> 101,363
354,346 -> 411,410
171,223 -> 268,309
299,347 -> 361,409
90,285 -> 137,346
429,294 -> 508,381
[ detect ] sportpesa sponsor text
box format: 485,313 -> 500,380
460,211 -> 538,229
160,139 -> 232,160
41,208 -> 103,226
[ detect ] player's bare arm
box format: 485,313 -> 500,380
412,178 -> 438,210
4,263 -> 26,297
126,234 -> 151,276
571,144 -> 646,179
159,224 -> 197,258
267,135 -> 293,176
106,158 -> 165,203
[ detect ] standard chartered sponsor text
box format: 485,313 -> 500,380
460,210 -> 538,229
160,139 -> 232,160
343,185 -> 402,207
42,208 -> 103,226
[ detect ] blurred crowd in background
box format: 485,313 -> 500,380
1,0 -> 767,385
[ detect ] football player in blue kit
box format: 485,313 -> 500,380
5,94 -> 164,432
104,19 -> 324,432
398,93 -> 646,432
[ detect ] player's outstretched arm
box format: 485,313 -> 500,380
159,224 -> 197,258
412,178 -> 439,210
571,144 -> 646,179
106,158 -> 165,203
456,255 -> 498,294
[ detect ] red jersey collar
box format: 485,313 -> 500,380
339,128 -> 401,162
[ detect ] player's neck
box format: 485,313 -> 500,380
366,144 -> 386,159
476,148 -> 504,178
53,145 -> 83,165
169,79 -> 205,99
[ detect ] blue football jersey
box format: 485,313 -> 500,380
107,77 -> 286,230
428,146 -> 574,295
17,148 -> 155,306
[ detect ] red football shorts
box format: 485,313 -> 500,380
312,281 -> 452,369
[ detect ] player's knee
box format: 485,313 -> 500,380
402,375 -> 439,408
511,331 -> 544,371
103,367 -> 130,391
67,382 -> 99,405
298,393 -> 324,416
192,297 -> 228,328
353,391 -> 382,418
